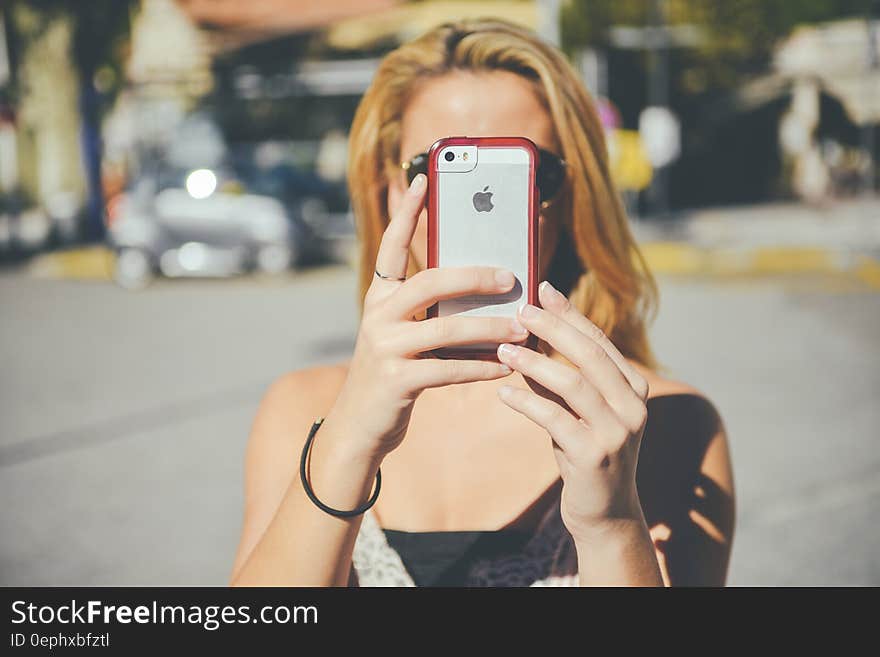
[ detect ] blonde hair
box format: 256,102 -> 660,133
347,17 -> 658,369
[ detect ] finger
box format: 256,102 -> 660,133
517,300 -> 644,419
386,266 -> 517,319
405,358 -> 513,390
373,173 -> 426,285
496,342 -> 618,436
392,315 -> 529,356
538,280 -> 649,400
496,384 -> 589,457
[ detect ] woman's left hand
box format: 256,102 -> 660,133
496,280 -> 651,547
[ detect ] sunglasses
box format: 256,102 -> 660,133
400,146 -> 568,208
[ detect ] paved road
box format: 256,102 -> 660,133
1,264 -> 877,585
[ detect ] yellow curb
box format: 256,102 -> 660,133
705,248 -> 755,275
854,255 -> 880,290
749,247 -> 835,274
639,241 -> 706,274
643,243 -> 842,275
643,241 -> 880,290
28,246 -> 115,281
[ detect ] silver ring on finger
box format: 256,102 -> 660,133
375,269 -> 407,282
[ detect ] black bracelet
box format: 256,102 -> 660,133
299,417 -> 382,518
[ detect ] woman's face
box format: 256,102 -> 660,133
389,70 -> 562,279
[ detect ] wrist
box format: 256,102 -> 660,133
572,515 -> 663,587
300,413 -> 384,517
313,410 -> 387,471
571,514 -> 651,553
567,496 -> 649,549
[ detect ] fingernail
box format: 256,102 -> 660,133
498,363 -> 513,374
498,343 -> 517,360
495,269 -> 515,287
510,318 -> 527,335
410,173 -> 426,191
539,280 -> 565,304
519,303 -> 539,319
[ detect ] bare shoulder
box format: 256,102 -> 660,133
632,362 -> 713,401
629,361 -> 726,431
257,362 -> 350,422
230,362 -> 351,580
243,362 -> 350,506
263,363 -> 348,406
628,360 -> 732,480
628,360 -> 734,511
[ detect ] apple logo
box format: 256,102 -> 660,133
472,186 -> 494,212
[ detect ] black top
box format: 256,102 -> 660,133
382,527 -> 533,586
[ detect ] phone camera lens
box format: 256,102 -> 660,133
444,151 -> 455,162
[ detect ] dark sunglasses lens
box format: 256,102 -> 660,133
405,153 -> 428,186
538,150 -> 566,203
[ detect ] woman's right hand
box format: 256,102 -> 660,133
323,173 -> 528,462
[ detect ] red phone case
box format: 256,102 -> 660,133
425,136 -> 540,360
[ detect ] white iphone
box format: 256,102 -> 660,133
424,136 -> 540,360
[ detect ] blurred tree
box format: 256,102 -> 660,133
561,0 -> 871,88
10,0 -> 137,240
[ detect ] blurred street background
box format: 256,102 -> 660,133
1,0 -> 878,585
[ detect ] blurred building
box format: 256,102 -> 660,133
99,0 -> 405,284
772,19 -> 880,202
698,17 -> 880,207
1,5 -> 85,253
2,0 -> 877,261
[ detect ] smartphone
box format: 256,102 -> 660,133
424,136 -> 539,360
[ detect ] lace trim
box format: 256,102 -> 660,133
351,496 -> 579,587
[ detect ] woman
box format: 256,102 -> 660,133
229,18 -> 735,587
